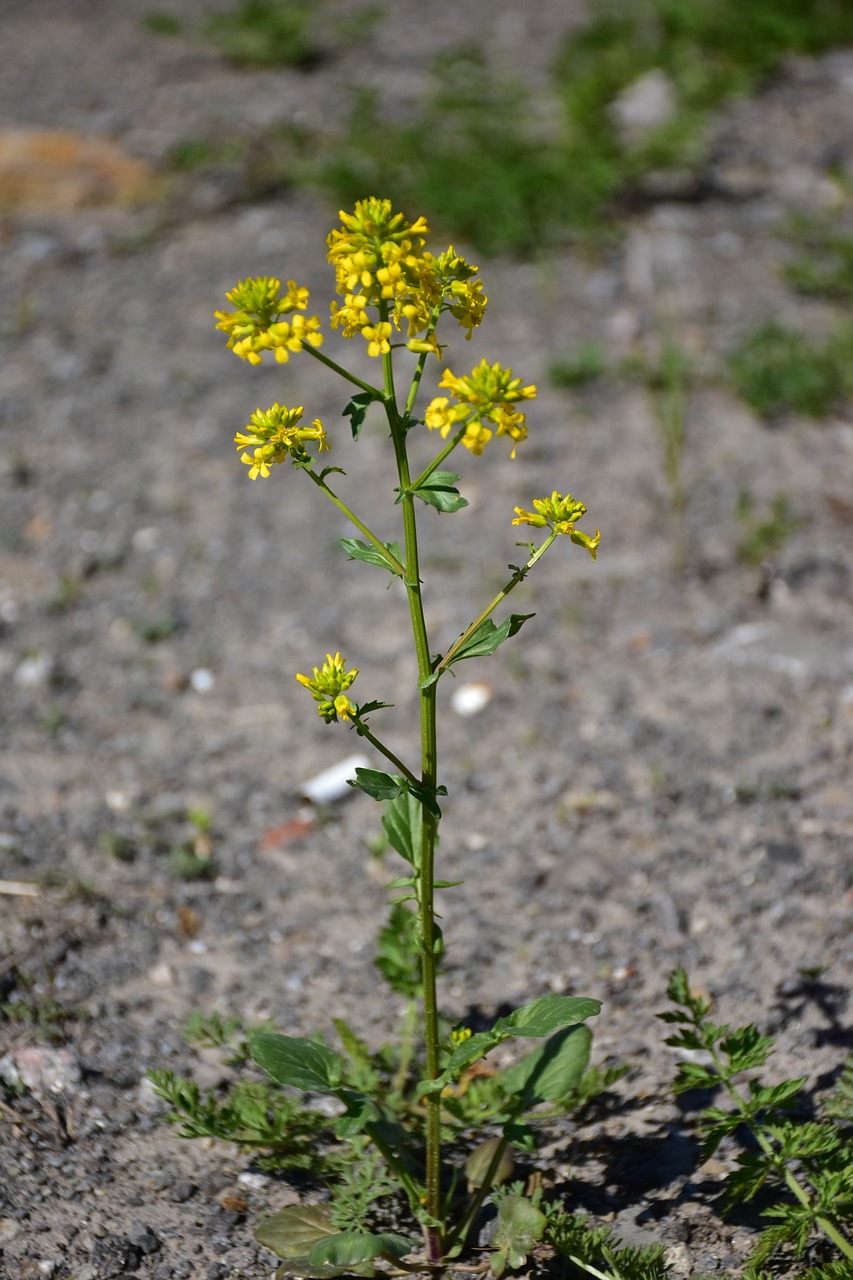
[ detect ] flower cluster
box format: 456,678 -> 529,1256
326,198 -> 486,355
295,652 -> 359,723
424,359 -> 536,457
235,404 -> 329,479
512,491 -> 601,559
215,276 -> 323,365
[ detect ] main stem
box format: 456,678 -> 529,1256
381,334 -> 443,1263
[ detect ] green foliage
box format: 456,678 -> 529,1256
374,903 -> 423,999
783,215 -> 853,303
490,1194 -> 547,1277
203,0 -> 319,68
148,1069 -> 333,1171
319,55 -> 577,257
318,5 -> 853,253
660,966 -> 853,1273
735,491 -> 806,565
727,321 -> 853,420
550,343 -> 608,389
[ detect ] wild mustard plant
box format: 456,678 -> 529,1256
194,199 -> 604,1272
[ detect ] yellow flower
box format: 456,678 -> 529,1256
295,652 -> 359,723
326,201 -> 486,357
362,321 -> 392,358
235,404 -> 329,478
424,359 -> 536,456
215,276 -> 322,364
512,491 -> 601,559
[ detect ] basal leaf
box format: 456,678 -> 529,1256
250,1033 -> 343,1092
411,470 -> 468,513
340,538 -> 404,577
255,1204 -> 337,1259
343,390 -> 382,440
492,1195 -> 546,1275
309,1231 -> 416,1267
496,993 -> 601,1038
446,614 -> 534,667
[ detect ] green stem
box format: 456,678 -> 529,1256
304,343 -> 382,396
402,303 -> 443,421
381,317 -> 444,1265
362,1118 -> 422,1211
351,717 -> 419,786
409,420 -> 471,493
435,530 -> 558,675
444,1135 -> 510,1257
305,468 -> 406,577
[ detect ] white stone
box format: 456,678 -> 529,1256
609,69 -> 678,147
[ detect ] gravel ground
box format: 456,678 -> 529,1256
0,5 -> 851,1279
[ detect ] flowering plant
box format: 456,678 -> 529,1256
210,199 -> 602,1273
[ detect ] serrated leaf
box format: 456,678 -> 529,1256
309,1231 -> 415,1267
340,538 -> 404,577
503,1120 -> 537,1153
495,993 -> 601,1038
382,791 -> 423,868
343,390 -> 382,440
255,1204 -> 337,1259
348,768 -> 407,803
411,470 -> 468,513
501,1025 -> 592,1104
250,1033 -> 343,1092
446,614 -> 534,668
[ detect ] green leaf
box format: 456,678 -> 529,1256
340,538 -> 404,577
495,993 -> 602,1038
333,1090 -> 381,1139
250,1033 -> 343,1092
343,390 -> 382,440
316,465 -> 347,483
309,1231 -> 416,1267
349,768 -> 407,803
382,791 -> 423,868
408,779 -> 447,819
446,614 -> 534,668
410,470 -> 468,513
255,1204 -> 337,1259
491,1195 -> 546,1275
500,1025 -> 592,1105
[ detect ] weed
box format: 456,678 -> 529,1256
783,214 -> 853,303
319,54 -> 576,257
660,966 -> 853,1275
736,491 -> 807,565
203,0 -> 319,68
550,342 -> 608,389
727,322 -> 853,420
317,4 -> 853,254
